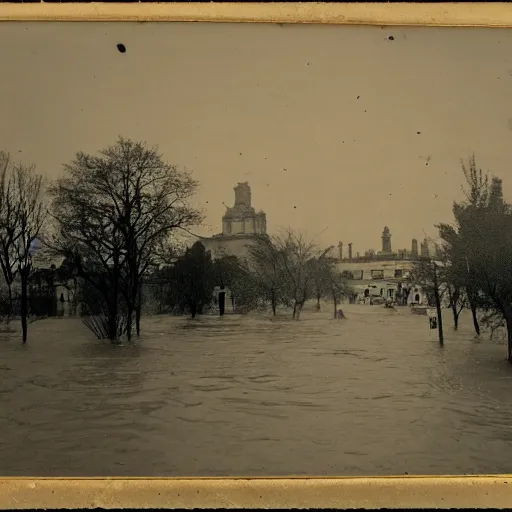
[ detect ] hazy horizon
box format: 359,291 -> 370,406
2,22 -> 512,255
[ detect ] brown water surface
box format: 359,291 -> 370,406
0,304 -> 511,476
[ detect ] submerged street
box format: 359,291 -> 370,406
1,305 -> 511,477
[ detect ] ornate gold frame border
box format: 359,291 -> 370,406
0,2 -> 511,25
1,2 -> 512,509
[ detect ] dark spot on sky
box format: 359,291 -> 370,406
293,206 -> 297,209
239,152 -> 242,156
357,95 -> 360,99
364,110 -> 367,113
283,168 -> 287,172
388,36 -> 394,41
417,131 -> 421,135
117,43 -> 126,54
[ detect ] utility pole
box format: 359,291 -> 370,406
432,260 -> 444,346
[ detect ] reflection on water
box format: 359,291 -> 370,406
1,304 -> 512,476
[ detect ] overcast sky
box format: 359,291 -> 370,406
1,22 -> 512,254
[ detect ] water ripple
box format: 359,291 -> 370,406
1,305 -> 512,476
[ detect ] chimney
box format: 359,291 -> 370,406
338,241 -> 343,261
420,239 -> 429,258
411,239 -> 418,257
348,243 -> 353,261
381,226 -> 392,253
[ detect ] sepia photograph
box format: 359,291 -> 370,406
1,18 -> 512,481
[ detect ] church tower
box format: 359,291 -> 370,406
381,226 -> 392,253
222,182 -> 267,236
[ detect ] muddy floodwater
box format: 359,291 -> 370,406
1,304 -> 512,476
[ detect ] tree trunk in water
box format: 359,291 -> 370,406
4,282 -> 13,328
295,302 -> 304,320
135,303 -> 141,337
219,291 -> 226,316
432,262 -> 444,346
501,304 -> 512,364
333,296 -> 338,319
7,283 -> 13,324
135,284 -> 142,337
126,306 -> 133,341
107,291 -> 119,343
468,295 -> 480,336
316,295 -> 321,311
109,264 -> 120,343
191,303 -> 197,319
108,306 -> 118,343
451,302 -> 459,330
292,302 -> 297,319
73,276 -> 78,316
20,272 -> 28,343
271,290 -> 277,316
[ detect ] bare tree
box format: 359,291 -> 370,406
0,151 -> 19,320
312,256 -> 350,318
0,153 -> 47,342
409,254 -> 446,346
274,229 -> 318,320
245,234 -> 286,316
310,246 -> 335,312
49,137 -> 202,342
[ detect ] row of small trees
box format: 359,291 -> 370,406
154,230 -> 350,321
1,137 -> 349,345
412,156 -> 512,363
0,138 -> 203,344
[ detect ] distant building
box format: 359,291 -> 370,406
198,182 -> 267,260
336,227 -> 431,305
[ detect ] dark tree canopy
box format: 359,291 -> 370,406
168,242 -> 215,318
49,137 -> 203,341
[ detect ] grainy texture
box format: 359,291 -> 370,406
2,476 -> 512,509
1,3 -> 512,510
